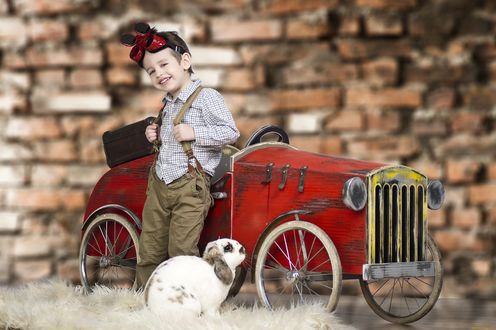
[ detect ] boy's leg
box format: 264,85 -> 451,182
168,171 -> 211,257
135,169 -> 171,289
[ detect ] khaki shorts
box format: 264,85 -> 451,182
135,167 -> 211,288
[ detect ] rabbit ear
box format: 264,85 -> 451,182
120,34 -> 136,46
214,259 -> 233,285
203,244 -> 222,265
135,22 -> 150,34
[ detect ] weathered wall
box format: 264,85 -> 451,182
0,0 -> 495,297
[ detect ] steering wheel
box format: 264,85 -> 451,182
244,125 -> 290,148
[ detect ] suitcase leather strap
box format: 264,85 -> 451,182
171,85 -> 204,175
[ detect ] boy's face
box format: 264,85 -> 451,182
143,48 -> 192,97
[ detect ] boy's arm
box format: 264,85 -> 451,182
193,89 -> 240,146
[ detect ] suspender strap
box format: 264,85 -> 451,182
173,86 -> 204,175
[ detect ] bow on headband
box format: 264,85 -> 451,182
120,23 -> 169,63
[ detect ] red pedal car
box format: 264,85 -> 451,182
79,125 -> 444,324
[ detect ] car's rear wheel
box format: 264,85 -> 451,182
255,221 -> 342,312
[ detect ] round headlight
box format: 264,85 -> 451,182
342,177 -> 367,211
427,180 -> 444,210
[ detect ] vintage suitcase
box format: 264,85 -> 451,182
102,116 -> 157,168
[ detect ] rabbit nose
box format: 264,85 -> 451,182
239,246 -> 245,254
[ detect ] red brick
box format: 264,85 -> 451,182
469,184 -> 496,205
346,88 -> 422,108
427,88 -> 456,110
78,20 -> 115,41
489,164 -> 496,181
69,69 -> 103,88
80,137 -> 105,163
406,63 -> 477,85
353,0 -> 417,10
286,14 -> 330,39
365,14 -> 403,36
239,43 -> 328,65
235,116 -> 282,147
35,69 -> 66,86
223,94 -> 246,117
450,111 -> 485,134
434,135 -> 496,159
412,117 -> 448,136
57,258 -> 80,283
433,229 -> 468,253
270,88 -> 341,111
14,0 -> 89,15
260,0 -> 339,15
487,206 -> 496,225
33,140 -> 77,162
427,208 -> 445,228
489,61 -> 496,83
5,116 -> 61,140
6,188 -> 86,210
446,159 -> 481,184
361,58 -> 398,86
14,260 -> 52,282
463,86 -> 496,110
408,159 -> 443,180
452,208 -> 481,229
290,136 -> 323,154
106,67 -> 137,86
472,259 -> 491,277
325,110 -> 363,131
222,68 -> 259,91
26,47 -> 103,67
2,52 -> 28,69
365,109 -> 401,133
211,18 -> 282,42
322,136 -> 344,155
338,16 -> 360,35
347,136 -> 420,160
336,39 -> 413,60
107,42 -> 132,66
281,60 -> 358,86
28,19 -> 68,42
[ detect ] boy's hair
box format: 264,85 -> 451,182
139,28 -> 194,74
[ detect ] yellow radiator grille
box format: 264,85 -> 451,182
367,166 -> 428,264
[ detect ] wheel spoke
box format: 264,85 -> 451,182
300,246 -> 325,270
388,279 -> 397,313
273,240 -> 296,270
267,251 -> 289,272
89,231 -> 104,255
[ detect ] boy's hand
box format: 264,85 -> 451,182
145,124 -> 159,143
173,124 -> 195,142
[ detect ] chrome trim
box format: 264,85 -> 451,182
363,261 -> 436,281
231,142 -> 297,171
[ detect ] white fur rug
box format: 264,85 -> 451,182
0,280 -> 355,330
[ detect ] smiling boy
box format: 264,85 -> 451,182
121,24 -> 240,288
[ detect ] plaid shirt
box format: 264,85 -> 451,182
155,79 -> 239,184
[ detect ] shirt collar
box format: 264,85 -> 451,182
162,79 -> 202,104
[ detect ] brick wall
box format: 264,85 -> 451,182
1,0 -> 495,296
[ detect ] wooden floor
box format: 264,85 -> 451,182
232,293 -> 496,329
336,296 -> 496,330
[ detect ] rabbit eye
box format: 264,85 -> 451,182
224,243 -> 233,253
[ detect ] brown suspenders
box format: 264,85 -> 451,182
153,86 -> 205,175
